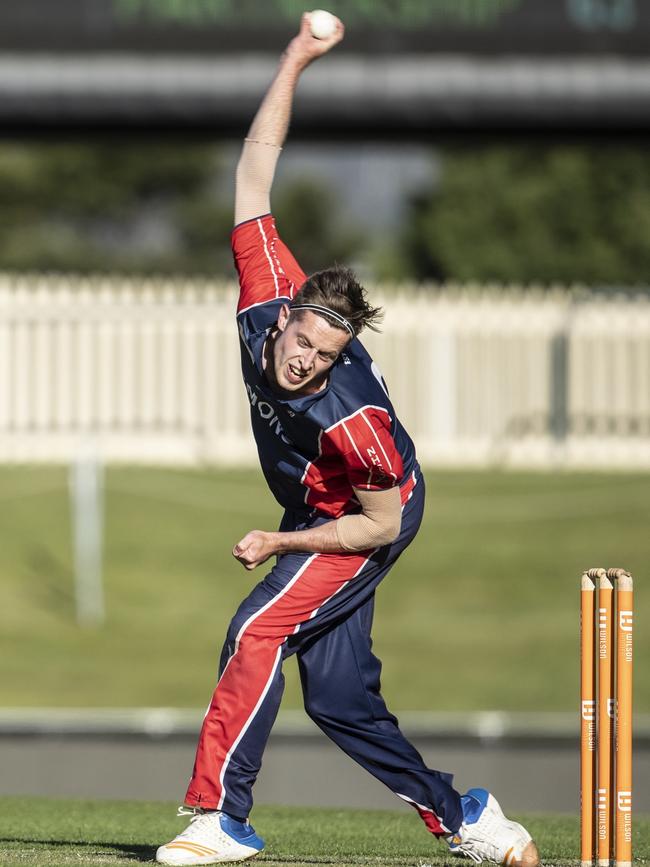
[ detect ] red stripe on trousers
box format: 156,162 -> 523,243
185,550 -> 369,809
414,804 -> 448,836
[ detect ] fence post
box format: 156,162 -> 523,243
69,448 -> 105,627
550,331 -> 569,441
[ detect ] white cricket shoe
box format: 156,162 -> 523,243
446,788 -> 540,867
156,808 -> 265,865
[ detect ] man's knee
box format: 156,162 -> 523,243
302,675 -> 344,725
303,692 -> 329,725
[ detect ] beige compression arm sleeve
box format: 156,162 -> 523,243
234,139 -> 282,226
336,485 -> 402,551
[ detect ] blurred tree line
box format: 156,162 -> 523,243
0,140 -> 229,274
392,145 -> 650,287
0,140 -> 649,287
0,140 -> 359,277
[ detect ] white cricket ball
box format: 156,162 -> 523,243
309,9 -> 337,40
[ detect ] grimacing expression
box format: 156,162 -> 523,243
268,305 -> 351,396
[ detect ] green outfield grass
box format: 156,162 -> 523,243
1,797 -> 648,867
0,467 -> 648,711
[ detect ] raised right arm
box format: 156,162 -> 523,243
234,12 -> 344,227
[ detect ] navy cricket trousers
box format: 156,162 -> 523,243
185,474 -> 463,836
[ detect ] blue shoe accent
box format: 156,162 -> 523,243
460,788 -> 490,825
220,813 -> 265,851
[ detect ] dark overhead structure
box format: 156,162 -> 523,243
1,0 -> 650,131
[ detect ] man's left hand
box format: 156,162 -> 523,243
233,530 -> 279,570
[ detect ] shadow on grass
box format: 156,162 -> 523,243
0,847 -> 367,867
24,544 -> 76,622
0,840 -> 451,866
0,837 -> 156,862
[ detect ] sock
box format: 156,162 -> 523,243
222,811 -> 248,825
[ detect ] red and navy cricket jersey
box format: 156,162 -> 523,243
232,213 -> 418,519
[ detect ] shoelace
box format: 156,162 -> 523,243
176,805 -> 219,826
449,822 -> 503,864
451,842 -> 484,863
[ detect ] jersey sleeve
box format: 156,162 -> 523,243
323,406 -> 404,492
232,214 -> 307,314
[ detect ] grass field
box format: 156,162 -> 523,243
1,797 -> 649,867
0,466 -> 648,711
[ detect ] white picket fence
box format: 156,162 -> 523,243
1,275 -> 649,468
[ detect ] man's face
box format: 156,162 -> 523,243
266,305 -> 350,396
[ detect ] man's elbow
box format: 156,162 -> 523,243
374,512 -> 402,547
336,508 -> 402,551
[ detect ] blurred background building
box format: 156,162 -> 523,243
2,0 -> 650,131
